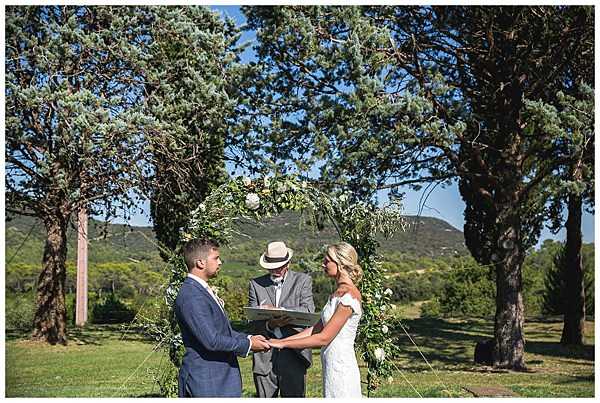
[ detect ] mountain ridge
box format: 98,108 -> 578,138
5,212 -> 467,267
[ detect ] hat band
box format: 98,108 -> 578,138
264,253 -> 289,263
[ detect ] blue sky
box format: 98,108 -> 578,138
111,5 -> 594,248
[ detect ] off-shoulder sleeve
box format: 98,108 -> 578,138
338,293 -> 362,315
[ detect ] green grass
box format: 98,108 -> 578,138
5,317 -> 595,397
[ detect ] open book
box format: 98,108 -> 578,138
244,306 -> 321,327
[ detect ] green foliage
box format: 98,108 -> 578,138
91,293 -> 136,324
542,243 -> 595,316
145,6 -> 240,258
429,259 -> 496,318
419,299 -> 441,318
5,293 -> 36,331
5,5 -> 154,221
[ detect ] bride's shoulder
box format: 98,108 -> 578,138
333,285 -> 362,303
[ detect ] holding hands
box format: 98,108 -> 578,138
250,335 -> 271,352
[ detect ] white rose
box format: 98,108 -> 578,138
242,176 -> 251,187
382,325 -> 389,334
374,347 -> 386,362
245,193 -> 260,210
384,288 -> 393,296
276,182 -> 287,193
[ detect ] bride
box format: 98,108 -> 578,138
267,242 -> 363,398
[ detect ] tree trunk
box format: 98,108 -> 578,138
493,212 -> 526,370
31,214 -> 68,345
494,252 -> 526,369
560,191 -> 585,345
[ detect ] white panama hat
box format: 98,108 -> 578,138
259,241 -> 294,269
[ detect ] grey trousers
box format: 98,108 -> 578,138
253,349 -> 307,397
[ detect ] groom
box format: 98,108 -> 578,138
175,238 -> 270,397
248,241 -> 315,397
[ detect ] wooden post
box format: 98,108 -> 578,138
75,207 -> 88,327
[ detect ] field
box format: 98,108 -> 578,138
5,313 -> 594,398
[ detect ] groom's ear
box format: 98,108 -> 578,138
195,257 -> 205,270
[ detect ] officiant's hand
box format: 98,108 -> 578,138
268,315 -> 292,329
250,335 -> 271,352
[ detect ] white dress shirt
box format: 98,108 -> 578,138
266,272 -> 287,338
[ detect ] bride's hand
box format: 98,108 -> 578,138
267,339 -> 285,349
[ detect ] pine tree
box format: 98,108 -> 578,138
241,5 -> 593,368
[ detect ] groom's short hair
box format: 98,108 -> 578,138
183,238 -> 220,271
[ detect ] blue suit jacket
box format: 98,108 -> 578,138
175,277 -> 251,397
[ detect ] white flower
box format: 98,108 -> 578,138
301,180 -> 308,189
263,177 -> 271,187
199,203 -> 206,212
382,325 -> 389,334
380,305 -> 387,311
375,292 -> 381,300
384,288 -> 393,296
242,176 -> 252,187
245,193 -> 260,210
374,347 -> 386,362
387,376 -> 394,384
276,182 -> 287,193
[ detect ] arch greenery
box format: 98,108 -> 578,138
141,175 -> 406,396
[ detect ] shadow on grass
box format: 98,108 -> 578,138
6,324 -> 156,346
393,317 -> 493,368
526,341 -> 594,361
391,317 -> 594,371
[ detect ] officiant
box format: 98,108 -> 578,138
247,241 -> 315,397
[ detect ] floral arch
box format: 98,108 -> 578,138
143,175 -> 406,396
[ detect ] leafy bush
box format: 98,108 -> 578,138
91,293 -> 136,324
210,276 -> 248,321
435,261 -> 495,318
6,292 -> 35,330
420,298 -> 442,318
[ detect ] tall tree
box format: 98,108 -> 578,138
528,84 -> 594,344
141,6 -> 244,258
241,5 -> 593,368
5,6 -> 154,344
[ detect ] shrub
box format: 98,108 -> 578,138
436,261 -> 495,318
6,292 -> 35,330
420,298 -> 442,318
91,293 -> 136,324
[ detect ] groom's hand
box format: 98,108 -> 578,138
250,335 -> 271,352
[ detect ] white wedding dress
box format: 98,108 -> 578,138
320,293 -> 363,398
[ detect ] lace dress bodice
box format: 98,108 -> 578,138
320,293 -> 362,397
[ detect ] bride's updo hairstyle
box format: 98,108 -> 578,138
327,242 -> 363,284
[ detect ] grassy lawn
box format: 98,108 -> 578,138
6,317 -> 595,397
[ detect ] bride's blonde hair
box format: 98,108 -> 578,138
327,242 -> 363,284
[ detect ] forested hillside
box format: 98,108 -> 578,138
6,211 -> 466,269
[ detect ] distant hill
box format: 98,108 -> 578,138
5,211 -> 467,268
5,215 -> 162,267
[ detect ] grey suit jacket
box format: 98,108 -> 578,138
248,270 -> 315,375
